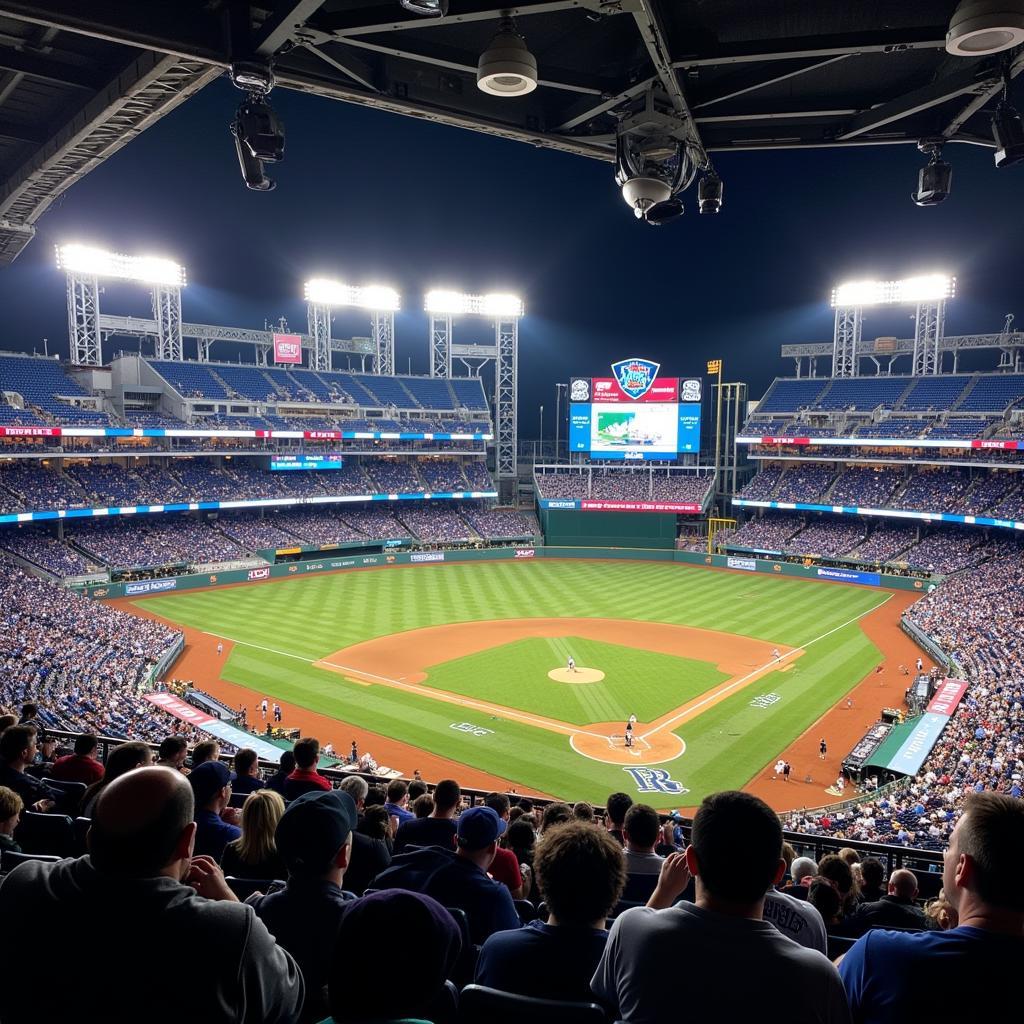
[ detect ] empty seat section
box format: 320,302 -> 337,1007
755,378 -> 828,413
215,366 -> 280,401
815,377 -> 911,410
150,361 -> 229,399
451,378 -> 489,411
959,375 -> 1024,412
0,354 -> 108,423
901,376 -> 970,410
402,376 -> 455,409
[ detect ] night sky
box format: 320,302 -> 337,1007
1,76 -> 1023,437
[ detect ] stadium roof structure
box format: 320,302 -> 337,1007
1,1 -> 1022,261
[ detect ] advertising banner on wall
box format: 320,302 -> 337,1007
273,333 -> 303,364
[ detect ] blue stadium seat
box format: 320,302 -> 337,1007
755,378 -> 829,413
1,849 -> 61,873
815,377 -> 912,410
14,811 -> 75,857
900,376 -> 970,410
0,353 -> 109,424
959,374 -> 1024,412
451,378 -> 489,411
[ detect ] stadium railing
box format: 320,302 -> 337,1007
39,728 -> 945,868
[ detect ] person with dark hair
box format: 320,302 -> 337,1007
0,724 -> 58,811
840,793 -> 1024,1022
0,766 -> 303,1024
17,703 -> 39,728
808,879 -> 843,929
266,750 -> 296,796
393,778 -> 460,852
484,792 -> 524,898
250,789 -> 359,1023
190,760 -> 240,861
407,778 -> 428,803
156,735 -> 189,773
573,801 -> 595,822
412,793 -> 434,818
374,804 -> 520,944
285,737 -> 330,799
502,817 -> 536,899
384,779 -> 414,829
605,792 -> 633,845
540,801 -> 572,833
476,820 -> 625,1002
593,791 -> 850,1024
0,713 -> 16,733
322,891 -> 462,1024
818,853 -> 860,918
80,740 -> 153,817
858,857 -> 886,903
231,748 -> 265,796
623,804 -> 665,874
191,739 -> 220,768
51,734 -> 104,786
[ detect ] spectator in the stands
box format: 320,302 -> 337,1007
0,714 -> 15,733
0,785 -> 23,853
384,779 -> 414,830
51,733 -> 104,786
80,741 -> 153,817
818,853 -> 860,918
477,820 -> 626,1002
605,792 -> 633,845
17,703 -> 39,729
407,778 -> 428,803
763,869 -> 827,953
190,760 -> 240,861
540,801 -> 572,833
284,737 -> 331,800
323,891 -> 462,1024
623,804 -> 665,875
858,857 -> 886,903
336,776 -> 391,896
374,804 -> 520,944
786,855 -> 818,899
393,777 -> 460,853
845,868 -> 928,937
220,789 -> 287,881
250,789 -> 359,1022
156,735 -> 189,773
924,893 -> 958,930
32,735 -> 57,768
840,793 -> 1024,1022
231,747 -> 265,796
0,766 -> 304,1024
265,750 -> 295,797
484,792 -> 524,898
412,793 -> 434,818
191,739 -> 220,768
808,879 -> 843,929
573,801 -> 595,822
0,725 -> 57,811
593,791 -> 850,1024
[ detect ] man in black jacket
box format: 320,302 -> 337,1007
0,766 -> 303,1024
846,868 -> 928,936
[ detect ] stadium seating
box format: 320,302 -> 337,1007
958,374 -> 1024,412
900,376 -> 970,411
754,378 -> 828,413
815,377 -> 911,411
0,353 -> 109,424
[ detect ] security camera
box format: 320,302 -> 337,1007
698,172 -> 723,214
231,119 -> 276,191
912,139 -> 951,206
234,96 -> 285,163
644,198 -> 685,225
620,176 -> 673,219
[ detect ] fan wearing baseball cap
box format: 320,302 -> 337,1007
189,760 -> 240,861
372,804 -> 521,944
249,789 -> 359,1022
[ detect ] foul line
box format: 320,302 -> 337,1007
639,594 -> 892,740
203,631 -> 612,742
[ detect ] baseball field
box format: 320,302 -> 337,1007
124,559 -> 919,809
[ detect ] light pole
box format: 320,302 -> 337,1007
539,404 -> 544,459
555,383 -> 564,463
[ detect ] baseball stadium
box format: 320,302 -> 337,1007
0,3 -> 1023,1022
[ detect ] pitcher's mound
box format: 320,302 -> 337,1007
548,667 -> 605,684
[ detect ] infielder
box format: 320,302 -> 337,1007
772,648 -> 781,662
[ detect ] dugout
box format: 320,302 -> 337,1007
539,509 -> 677,549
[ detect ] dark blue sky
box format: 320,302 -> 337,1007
2,77 -> 1022,436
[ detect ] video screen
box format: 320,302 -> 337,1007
569,402 -> 701,460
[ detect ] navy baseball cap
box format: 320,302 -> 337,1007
457,805 -> 507,850
276,789 -> 358,872
189,760 -> 232,804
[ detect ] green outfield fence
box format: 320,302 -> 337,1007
72,545 -> 931,599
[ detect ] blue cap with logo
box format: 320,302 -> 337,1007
456,805 -> 507,850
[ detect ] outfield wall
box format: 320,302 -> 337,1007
540,509 -> 677,549
80,544 -> 929,599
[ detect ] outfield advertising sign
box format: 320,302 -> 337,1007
411,551 -> 445,563
727,556 -> 757,571
124,578 -> 178,595
815,566 -> 881,587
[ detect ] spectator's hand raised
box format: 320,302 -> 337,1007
187,855 -> 238,902
32,799 -> 55,813
648,851 -> 691,910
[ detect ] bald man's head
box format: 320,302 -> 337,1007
89,767 -> 195,878
888,868 -> 919,900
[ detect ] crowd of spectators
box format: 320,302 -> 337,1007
536,470 -> 712,503
461,507 -> 538,539
0,557 -> 188,743
784,518 -> 867,558
0,528 -> 94,578
534,471 -> 589,499
737,466 -> 782,500
69,517 -> 243,569
847,523 -> 916,564
418,459 -> 468,492
728,514 -> 804,551
772,464 -> 836,503
900,528 -> 990,574
398,505 -> 477,543
828,467 -> 904,508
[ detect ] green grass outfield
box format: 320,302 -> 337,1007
138,560 -> 886,807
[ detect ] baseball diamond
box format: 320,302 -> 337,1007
119,557 -> 911,810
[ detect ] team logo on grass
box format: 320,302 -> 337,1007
623,767 -> 688,795
750,693 -> 781,708
450,722 -> 494,737
611,358 -> 660,400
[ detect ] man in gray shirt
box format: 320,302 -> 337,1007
0,766 -> 303,1024
763,883 -> 828,953
593,791 -> 850,1024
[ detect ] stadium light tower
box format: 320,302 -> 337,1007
423,289 -> 524,501
55,244 -> 186,365
829,274 -> 955,376
303,278 -> 400,374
